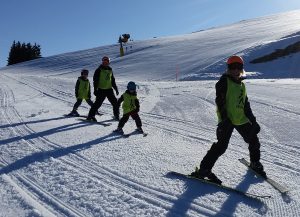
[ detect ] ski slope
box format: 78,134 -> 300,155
1,10 -> 300,217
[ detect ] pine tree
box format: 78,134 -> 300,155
7,41 -> 16,65
7,41 -> 42,65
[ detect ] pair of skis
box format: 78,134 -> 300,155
77,118 -> 112,127
169,158 -> 288,199
113,129 -> 148,138
64,113 -> 112,127
65,114 -> 148,136
238,158 -> 288,195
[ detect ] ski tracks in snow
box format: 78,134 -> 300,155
1,74 -> 300,216
0,74 -> 226,216
0,77 -> 88,216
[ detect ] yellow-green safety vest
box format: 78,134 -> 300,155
122,93 -> 137,114
217,78 -> 249,125
78,79 -> 90,99
98,69 -> 113,89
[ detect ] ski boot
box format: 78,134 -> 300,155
68,110 -> 80,117
86,116 -> 97,122
191,167 -> 222,185
250,161 -> 267,178
136,127 -> 144,133
113,128 -> 124,135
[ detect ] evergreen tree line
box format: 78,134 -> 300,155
7,41 -> 42,66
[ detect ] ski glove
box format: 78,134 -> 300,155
115,89 -> 119,96
247,121 -> 261,141
94,89 -> 98,96
251,121 -> 261,135
217,118 -> 232,129
216,118 -> 232,140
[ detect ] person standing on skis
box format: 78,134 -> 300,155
114,81 -> 144,134
191,55 -> 266,184
87,56 -> 119,121
68,69 -> 93,116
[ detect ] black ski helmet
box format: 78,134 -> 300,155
81,69 -> 89,75
127,81 -> 136,91
102,56 -> 110,62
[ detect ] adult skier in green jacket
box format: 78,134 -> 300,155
192,55 -> 266,184
87,56 -> 119,121
68,69 -> 93,116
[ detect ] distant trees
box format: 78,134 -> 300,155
7,41 -> 42,66
250,41 -> 300,64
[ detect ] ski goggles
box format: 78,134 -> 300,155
228,63 -> 243,70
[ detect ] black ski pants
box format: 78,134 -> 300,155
72,98 -> 93,111
118,112 -> 142,129
88,89 -> 119,118
200,122 -> 261,171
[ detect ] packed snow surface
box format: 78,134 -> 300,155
1,10 -> 300,217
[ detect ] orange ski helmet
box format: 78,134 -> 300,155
227,55 -> 244,65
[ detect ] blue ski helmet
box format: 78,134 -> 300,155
127,81 -> 136,91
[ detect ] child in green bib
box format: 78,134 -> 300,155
114,81 -> 143,134
68,69 -> 93,116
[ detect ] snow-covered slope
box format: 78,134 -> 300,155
0,10 -> 300,217
2,10 -> 300,81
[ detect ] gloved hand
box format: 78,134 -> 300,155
217,118 -> 232,129
251,121 -> 261,135
131,109 -> 139,115
115,89 -> 119,96
216,118 -> 232,140
94,89 -> 97,96
126,110 -> 138,116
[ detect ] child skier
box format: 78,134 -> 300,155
114,81 -> 144,134
68,69 -> 94,116
191,55 -> 266,184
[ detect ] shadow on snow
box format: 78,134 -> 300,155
0,118 -> 124,175
0,116 -> 69,129
165,170 -> 268,216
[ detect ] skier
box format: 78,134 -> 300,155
191,55 -> 266,184
87,56 -> 119,121
68,69 -> 93,116
114,81 -> 144,134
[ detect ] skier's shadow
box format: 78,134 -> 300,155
0,116 -> 69,129
0,121 -> 90,145
165,170 -> 267,217
0,131 -> 124,175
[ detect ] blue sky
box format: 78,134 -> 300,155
1,0 -> 300,67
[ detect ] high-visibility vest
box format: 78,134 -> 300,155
98,69 -> 113,89
217,78 -> 249,125
122,93 -> 137,114
78,78 -> 90,99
